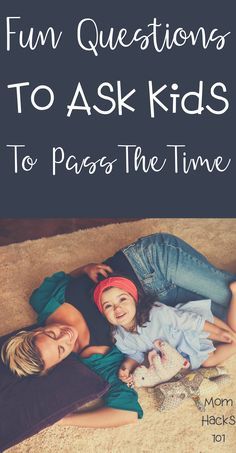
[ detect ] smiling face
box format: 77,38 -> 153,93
101,287 -> 137,330
34,324 -> 79,371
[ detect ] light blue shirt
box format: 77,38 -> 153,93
114,300 -> 215,369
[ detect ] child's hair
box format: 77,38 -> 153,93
94,272 -> 157,328
1,330 -> 45,377
136,293 -> 157,327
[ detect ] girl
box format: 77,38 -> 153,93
93,277 -> 236,385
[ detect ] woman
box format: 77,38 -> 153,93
1,233 -> 235,427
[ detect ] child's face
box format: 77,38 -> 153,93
101,287 -> 137,329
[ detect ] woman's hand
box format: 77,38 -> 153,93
82,263 -> 113,283
70,262 -> 113,281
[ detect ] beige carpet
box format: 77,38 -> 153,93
1,219 -> 236,453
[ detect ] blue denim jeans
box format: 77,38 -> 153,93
122,233 -> 236,320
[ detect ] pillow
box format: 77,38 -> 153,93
0,325 -> 110,451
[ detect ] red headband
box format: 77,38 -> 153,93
93,277 -> 138,313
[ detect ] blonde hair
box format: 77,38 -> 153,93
1,330 -> 45,377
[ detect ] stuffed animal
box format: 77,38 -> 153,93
149,366 -> 231,412
133,340 -> 190,388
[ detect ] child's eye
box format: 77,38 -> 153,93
120,297 -> 127,302
104,304 -> 112,310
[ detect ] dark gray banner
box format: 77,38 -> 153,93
0,1 -> 235,216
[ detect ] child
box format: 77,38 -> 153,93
93,277 -> 236,385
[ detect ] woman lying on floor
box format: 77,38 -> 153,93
1,233 -> 236,427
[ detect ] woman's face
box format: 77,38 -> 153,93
34,324 -> 79,370
101,287 -> 137,329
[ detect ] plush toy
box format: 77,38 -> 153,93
133,340 -> 190,388
149,366 -> 231,412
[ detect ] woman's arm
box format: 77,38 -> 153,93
58,407 -> 138,428
30,263 -> 112,321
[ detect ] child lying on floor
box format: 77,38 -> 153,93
93,277 -> 236,385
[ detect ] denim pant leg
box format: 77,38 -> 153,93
122,233 -> 236,320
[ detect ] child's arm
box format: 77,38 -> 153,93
213,315 -> 236,337
203,320 -> 236,343
118,358 -> 139,384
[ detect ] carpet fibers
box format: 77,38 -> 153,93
1,219 -> 236,453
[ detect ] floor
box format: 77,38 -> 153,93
0,218 -> 140,246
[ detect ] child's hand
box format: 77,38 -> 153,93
83,263 -> 113,282
118,367 -> 134,386
220,330 -> 236,344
